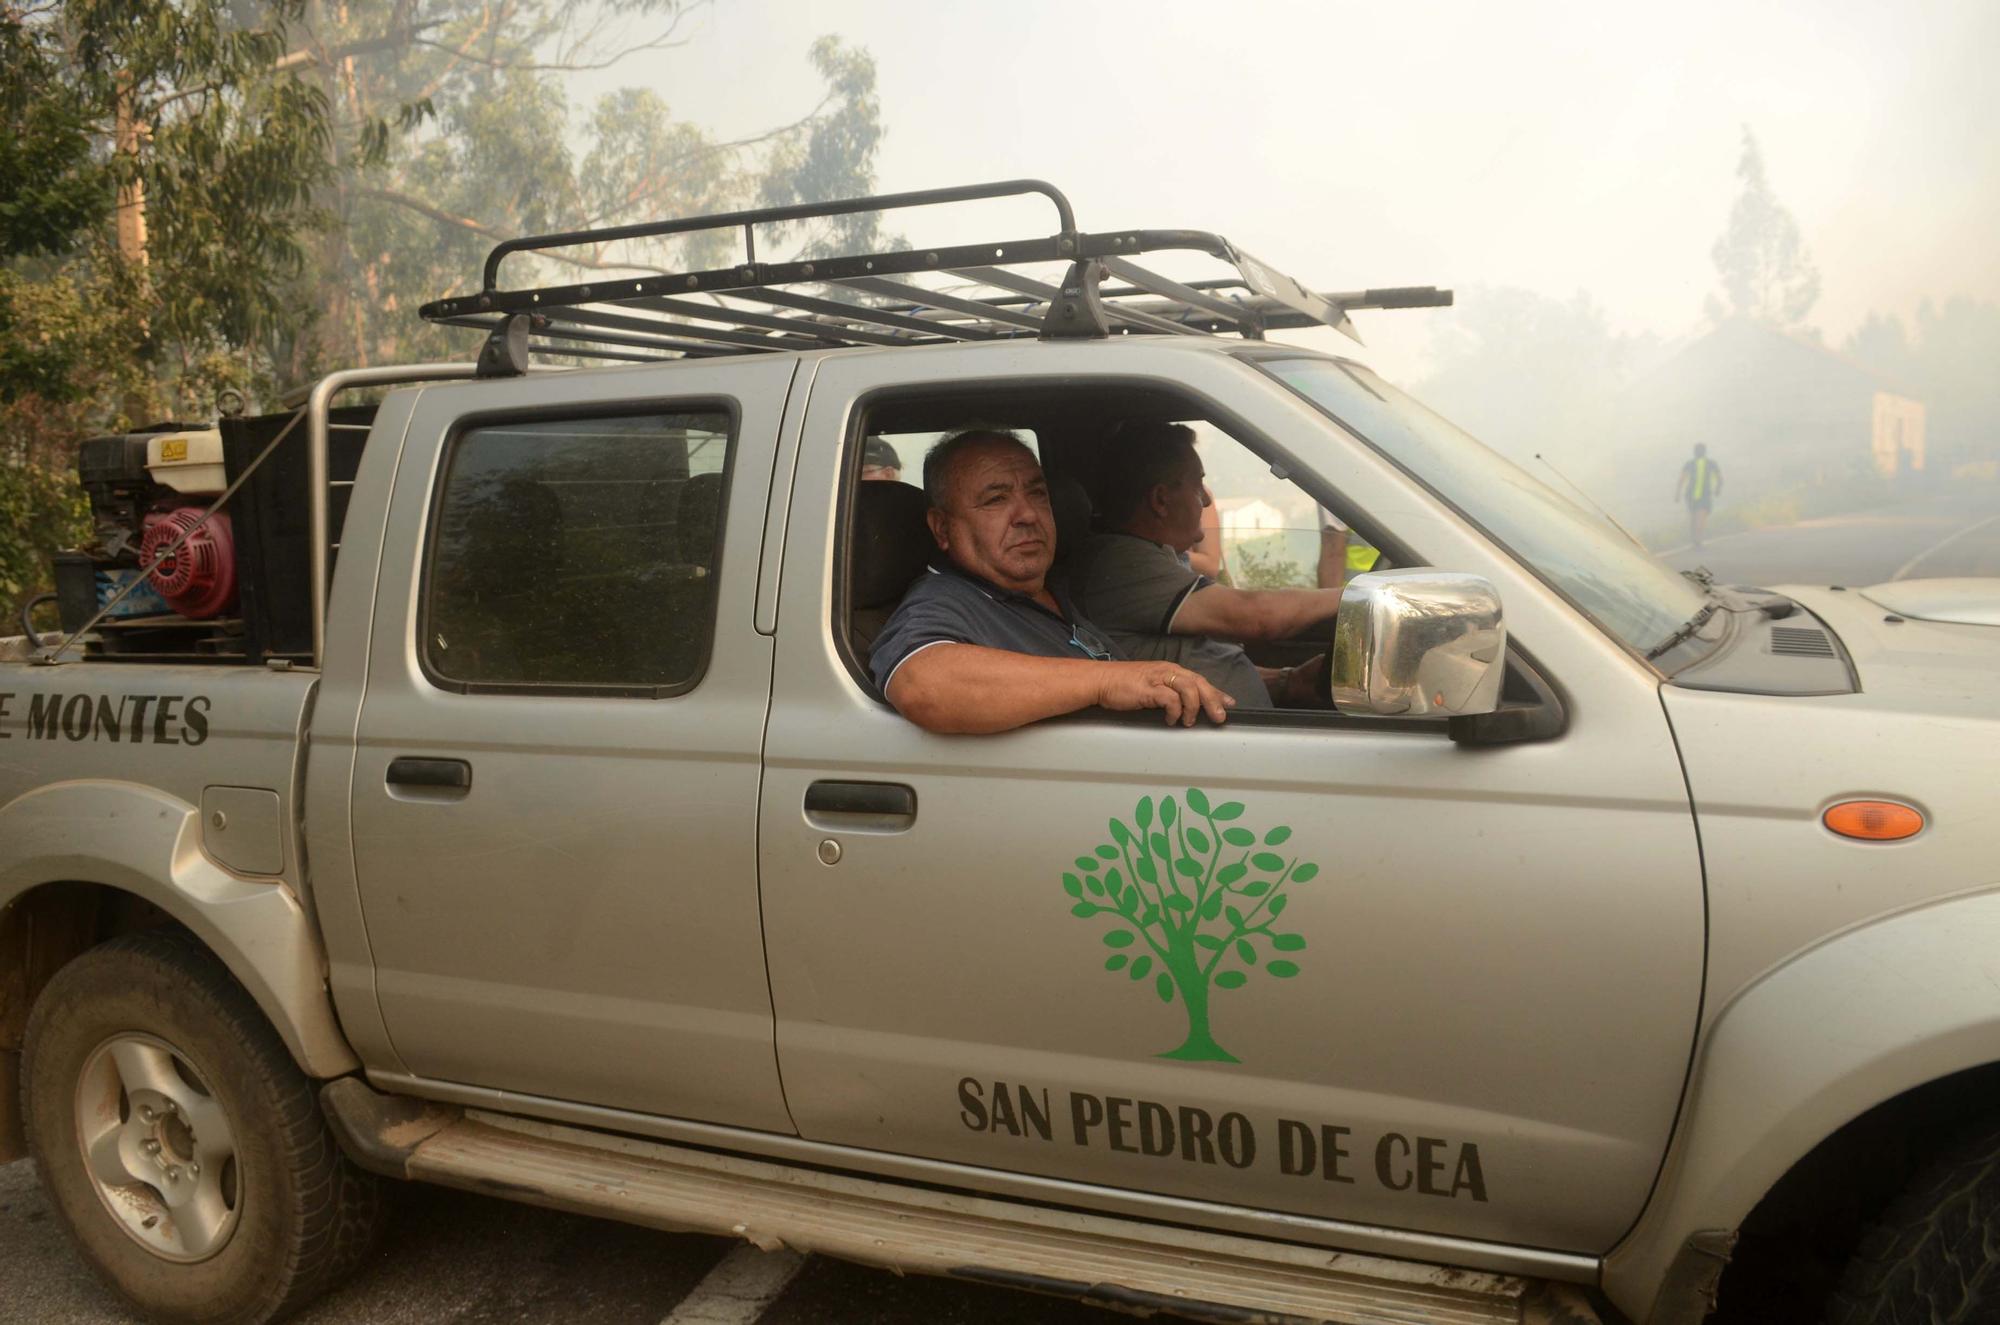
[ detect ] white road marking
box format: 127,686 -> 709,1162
1893,511 -> 2000,581
659,1245 -> 809,1325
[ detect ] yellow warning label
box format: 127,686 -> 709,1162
160,439 -> 188,461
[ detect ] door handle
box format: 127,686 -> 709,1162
386,757 -> 472,791
805,780 -> 915,829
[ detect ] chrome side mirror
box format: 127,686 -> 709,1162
1330,570 -> 1506,718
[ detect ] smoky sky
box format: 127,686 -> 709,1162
570,0 -> 2000,384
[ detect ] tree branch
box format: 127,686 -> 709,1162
148,82 -> 222,115
1193,810 -> 1225,907
1201,857 -> 1295,978
354,187 -> 672,277
408,2 -> 701,75
274,24 -> 442,73
1072,903 -> 1170,966
578,96 -> 833,227
1119,835 -> 1179,941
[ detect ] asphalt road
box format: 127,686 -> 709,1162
1655,483 -> 2000,589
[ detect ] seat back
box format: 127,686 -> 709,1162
1048,473 -> 1093,565
848,480 -> 933,658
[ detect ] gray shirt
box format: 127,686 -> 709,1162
1068,533 -> 1271,708
869,562 -> 1125,694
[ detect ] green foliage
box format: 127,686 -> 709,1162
0,15 -> 113,258
0,459 -> 90,608
1229,540 -> 1310,590
1061,788 -> 1317,1063
1709,127 -> 1820,330
1,0 -> 335,613
53,0 -> 335,349
756,37 -> 891,256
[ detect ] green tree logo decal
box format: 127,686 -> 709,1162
1061,789 -> 1314,1064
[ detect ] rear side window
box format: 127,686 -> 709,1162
422,410 -> 734,695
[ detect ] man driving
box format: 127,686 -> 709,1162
869,429 -> 1234,734
1070,422 -> 1344,707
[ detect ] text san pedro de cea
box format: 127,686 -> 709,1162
958,1077 -> 1488,1202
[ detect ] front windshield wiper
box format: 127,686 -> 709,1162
1646,601 -> 1721,660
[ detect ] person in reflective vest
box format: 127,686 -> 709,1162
1675,443 -> 1724,547
1317,508 -> 1380,589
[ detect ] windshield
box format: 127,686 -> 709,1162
1258,356 -> 1710,659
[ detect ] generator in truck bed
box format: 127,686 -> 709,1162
49,405 -> 379,663
6,179 -> 2000,1325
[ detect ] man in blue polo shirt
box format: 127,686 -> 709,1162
870,429 -> 1235,734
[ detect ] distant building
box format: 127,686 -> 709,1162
1618,318 -> 1927,494
1213,497 -> 1289,547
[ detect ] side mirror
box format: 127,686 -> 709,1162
1330,570 -> 1506,718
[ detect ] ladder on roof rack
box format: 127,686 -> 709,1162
416,179 -> 1450,368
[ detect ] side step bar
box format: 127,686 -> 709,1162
322,1080 -> 1602,1325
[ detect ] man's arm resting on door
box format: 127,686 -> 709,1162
885,644 -> 1233,735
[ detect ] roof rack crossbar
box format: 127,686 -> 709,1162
481,178 -> 1077,292
542,303 -> 826,352
1099,257 -> 1252,325
528,319 -> 772,358
745,287 -> 1006,341
625,294 -> 909,347
834,276 -> 1047,331
438,314 -> 758,360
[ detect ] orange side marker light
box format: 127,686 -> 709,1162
1823,801 -> 1924,842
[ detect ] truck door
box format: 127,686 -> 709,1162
346,359 -> 795,1131
757,343 -> 1705,1253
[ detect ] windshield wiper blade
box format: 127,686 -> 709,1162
1646,602 -> 1721,660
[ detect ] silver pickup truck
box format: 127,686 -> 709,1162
4,181 -> 1997,1325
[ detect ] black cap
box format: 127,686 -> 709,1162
863,436 -> 902,470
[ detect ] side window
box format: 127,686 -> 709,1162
423,409 -> 734,694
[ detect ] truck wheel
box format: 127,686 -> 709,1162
21,929 -> 384,1324
1825,1120 -> 2000,1323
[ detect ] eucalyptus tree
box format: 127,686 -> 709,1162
1,0 -> 331,615
285,1 -> 890,373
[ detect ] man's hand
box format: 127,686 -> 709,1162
1097,662 -> 1234,727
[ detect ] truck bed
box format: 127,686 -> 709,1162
0,655 -> 317,896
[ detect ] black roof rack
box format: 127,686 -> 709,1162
417,179 -> 1451,369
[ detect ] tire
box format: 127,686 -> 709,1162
21,929 -> 385,1324
1826,1120 -> 2000,1324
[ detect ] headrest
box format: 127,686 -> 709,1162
1049,473 -> 1093,563
678,471 -> 723,564
851,480 -> 934,609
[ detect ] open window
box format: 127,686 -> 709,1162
834,380 -> 1426,725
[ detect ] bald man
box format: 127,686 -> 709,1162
869,429 -> 1234,734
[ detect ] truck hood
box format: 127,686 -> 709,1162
1858,577 -> 2000,627
1783,578 -> 2000,719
